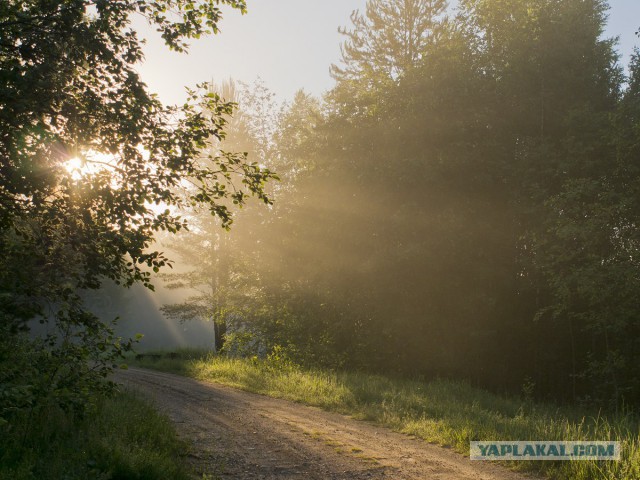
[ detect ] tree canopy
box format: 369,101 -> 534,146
175,0 -> 640,407
0,0 -> 276,421
329,0 -> 447,115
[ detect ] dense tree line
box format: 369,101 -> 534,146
183,0 -> 640,407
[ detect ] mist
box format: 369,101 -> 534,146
120,0 -> 640,408
56,0 -> 640,406
84,280 -> 216,352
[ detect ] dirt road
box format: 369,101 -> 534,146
117,368 -> 538,480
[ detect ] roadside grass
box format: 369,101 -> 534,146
0,389 -> 192,480
132,350 -> 640,480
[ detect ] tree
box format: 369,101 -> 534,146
332,0 -> 447,83
530,47 -> 640,404
159,78 -> 283,353
0,0 -> 276,421
329,0 -> 448,114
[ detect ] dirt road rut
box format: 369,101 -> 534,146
117,368 -> 537,480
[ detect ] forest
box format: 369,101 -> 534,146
1,0 -> 640,467
167,0 -> 640,408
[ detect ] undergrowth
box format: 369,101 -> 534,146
0,389 -> 192,480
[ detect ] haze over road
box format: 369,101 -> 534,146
118,368 -> 538,480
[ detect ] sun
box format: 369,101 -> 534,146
63,156 -> 86,180
62,149 -> 175,216
63,151 -> 119,180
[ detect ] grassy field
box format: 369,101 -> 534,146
132,349 -> 639,480
0,389 -> 193,480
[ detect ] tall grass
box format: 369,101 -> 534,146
0,389 -> 192,480
134,351 -> 640,480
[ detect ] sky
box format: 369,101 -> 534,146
133,0 -> 640,105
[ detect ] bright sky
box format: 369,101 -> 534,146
133,0 -> 640,105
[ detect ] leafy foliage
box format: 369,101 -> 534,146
0,0 -> 276,425
329,0 -> 447,116
158,79 -> 281,351
174,0 -> 640,407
